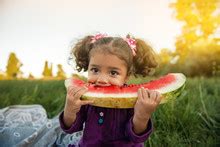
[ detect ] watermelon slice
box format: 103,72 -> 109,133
65,73 -> 186,108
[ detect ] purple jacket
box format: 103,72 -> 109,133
59,105 -> 153,147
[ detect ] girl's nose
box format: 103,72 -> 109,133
96,75 -> 109,86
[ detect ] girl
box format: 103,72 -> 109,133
59,33 -> 161,146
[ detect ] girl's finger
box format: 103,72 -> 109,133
150,91 -> 157,101
142,87 -> 149,100
73,87 -> 88,100
68,86 -> 81,97
137,88 -> 144,100
155,92 -> 162,104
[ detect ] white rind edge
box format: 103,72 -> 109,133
65,73 -> 186,98
156,73 -> 186,94
64,78 -> 71,88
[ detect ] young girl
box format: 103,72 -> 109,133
59,33 -> 161,146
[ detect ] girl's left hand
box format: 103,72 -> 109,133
134,87 -> 161,120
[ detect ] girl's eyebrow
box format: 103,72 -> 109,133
90,64 -> 121,71
108,66 -> 121,71
90,64 -> 100,68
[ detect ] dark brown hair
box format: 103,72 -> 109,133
70,34 -> 158,77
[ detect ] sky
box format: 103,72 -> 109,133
0,0 -> 182,78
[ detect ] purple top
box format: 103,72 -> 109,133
59,105 -> 153,147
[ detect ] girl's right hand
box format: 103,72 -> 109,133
63,86 -> 93,127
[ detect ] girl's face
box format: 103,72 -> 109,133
88,52 -> 128,86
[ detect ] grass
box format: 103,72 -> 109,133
0,77 -> 219,146
0,80 -> 66,118
146,77 -> 220,146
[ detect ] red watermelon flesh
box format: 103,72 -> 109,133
65,73 -> 186,108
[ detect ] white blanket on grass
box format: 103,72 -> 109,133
0,105 -> 82,147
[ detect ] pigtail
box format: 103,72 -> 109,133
71,36 -> 94,72
132,39 -> 158,77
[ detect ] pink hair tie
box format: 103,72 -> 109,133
124,37 -> 137,56
91,33 -> 108,43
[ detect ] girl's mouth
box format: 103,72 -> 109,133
94,83 -> 111,87
88,82 -> 111,87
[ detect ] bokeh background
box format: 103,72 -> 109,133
0,0 -> 182,78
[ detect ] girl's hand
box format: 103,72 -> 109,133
132,87 -> 161,134
63,85 -> 93,127
134,87 -> 161,120
65,85 -> 94,115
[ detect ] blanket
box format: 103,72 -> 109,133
0,105 -> 83,147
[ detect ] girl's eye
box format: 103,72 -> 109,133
110,71 -> 119,76
90,68 -> 99,74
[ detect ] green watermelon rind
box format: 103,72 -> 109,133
159,84 -> 185,104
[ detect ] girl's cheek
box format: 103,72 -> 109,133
87,77 -> 96,84
111,79 -> 124,86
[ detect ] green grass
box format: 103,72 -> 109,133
147,77 -> 220,147
0,77 -> 219,146
0,80 -> 66,118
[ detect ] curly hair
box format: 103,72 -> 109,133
70,34 -> 158,77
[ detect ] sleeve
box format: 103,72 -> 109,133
125,117 -> 153,143
59,105 -> 87,134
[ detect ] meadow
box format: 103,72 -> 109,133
0,77 -> 219,146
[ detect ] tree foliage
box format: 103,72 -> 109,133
28,73 -> 34,79
6,52 -> 23,78
42,61 -> 53,78
170,0 -> 220,62
56,64 -> 66,79
162,0 -> 220,77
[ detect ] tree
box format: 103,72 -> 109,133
6,52 -> 23,78
42,61 -> 53,78
28,73 -> 34,79
155,48 -> 178,75
170,0 -> 220,62
0,70 -> 6,80
158,48 -> 173,64
56,64 -> 66,79
183,38 -> 220,76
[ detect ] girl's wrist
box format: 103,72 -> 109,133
133,113 -> 150,123
134,112 -> 151,121
64,107 -> 77,119
63,111 -> 77,128
132,114 -> 150,135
